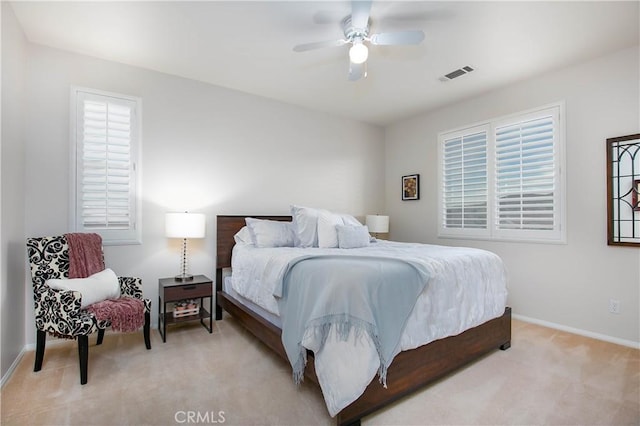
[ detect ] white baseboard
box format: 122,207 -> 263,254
1,347 -> 26,389
24,337 -> 72,352
513,313 -> 640,349
3,338 -> 77,388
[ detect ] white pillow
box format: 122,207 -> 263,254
339,213 -> 362,227
337,225 -> 371,249
317,209 -> 344,248
290,205 -> 321,248
46,268 -> 121,308
245,218 -> 295,248
233,226 -> 254,245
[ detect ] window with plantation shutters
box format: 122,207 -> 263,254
71,88 -> 141,245
494,111 -> 560,240
438,103 -> 565,243
440,125 -> 489,238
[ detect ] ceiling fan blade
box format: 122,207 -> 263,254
351,0 -> 372,29
293,39 -> 346,52
348,61 -> 367,81
369,30 -> 425,46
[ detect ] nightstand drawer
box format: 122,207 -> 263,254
164,283 -> 211,301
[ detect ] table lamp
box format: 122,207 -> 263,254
366,214 -> 389,239
165,212 -> 206,281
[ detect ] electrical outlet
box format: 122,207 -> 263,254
609,299 -> 621,314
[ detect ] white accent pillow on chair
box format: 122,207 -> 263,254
47,268 -> 121,308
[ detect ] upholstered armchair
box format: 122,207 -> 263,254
27,235 -> 151,384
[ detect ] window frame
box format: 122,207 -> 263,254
70,86 -> 142,245
438,102 -> 566,244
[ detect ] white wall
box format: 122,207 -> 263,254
22,43 -> 385,345
385,46 -> 640,345
1,2 -> 27,380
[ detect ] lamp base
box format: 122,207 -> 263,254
174,274 -> 194,282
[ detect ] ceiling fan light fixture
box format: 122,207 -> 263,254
292,0 -> 425,80
349,42 -> 368,64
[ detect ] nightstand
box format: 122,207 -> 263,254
158,275 -> 213,342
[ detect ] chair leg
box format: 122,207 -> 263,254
97,328 -> 105,345
144,311 -> 151,350
78,335 -> 89,385
34,329 -> 46,372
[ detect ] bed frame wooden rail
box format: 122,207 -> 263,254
215,215 -> 511,426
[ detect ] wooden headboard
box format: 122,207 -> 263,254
215,215 -> 292,269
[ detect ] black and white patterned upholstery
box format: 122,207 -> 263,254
27,235 -> 151,384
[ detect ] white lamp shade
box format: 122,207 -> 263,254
366,215 -> 389,233
165,213 -> 206,238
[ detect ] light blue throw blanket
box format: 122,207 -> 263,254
273,255 -> 430,386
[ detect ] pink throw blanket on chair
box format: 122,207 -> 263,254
66,232 -> 144,333
86,297 -> 145,333
65,233 -> 105,278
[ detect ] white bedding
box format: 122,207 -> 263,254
230,240 -> 508,416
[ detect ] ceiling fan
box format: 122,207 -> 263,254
293,0 -> 425,81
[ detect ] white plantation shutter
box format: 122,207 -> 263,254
72,88 -> 141,244
494,111 -> 559,239
439,103 -> 565,243
441,126 -> 489,236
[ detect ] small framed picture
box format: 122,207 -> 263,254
402,174 -> 420,201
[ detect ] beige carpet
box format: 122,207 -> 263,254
1,318 -> 638,426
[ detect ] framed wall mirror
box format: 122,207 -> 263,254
607,133 -> 640,246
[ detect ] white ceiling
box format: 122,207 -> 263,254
9,1 -> 640,126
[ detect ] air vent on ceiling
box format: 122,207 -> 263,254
439,65 -> 474,82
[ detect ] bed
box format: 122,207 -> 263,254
215,214 -> 511,426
